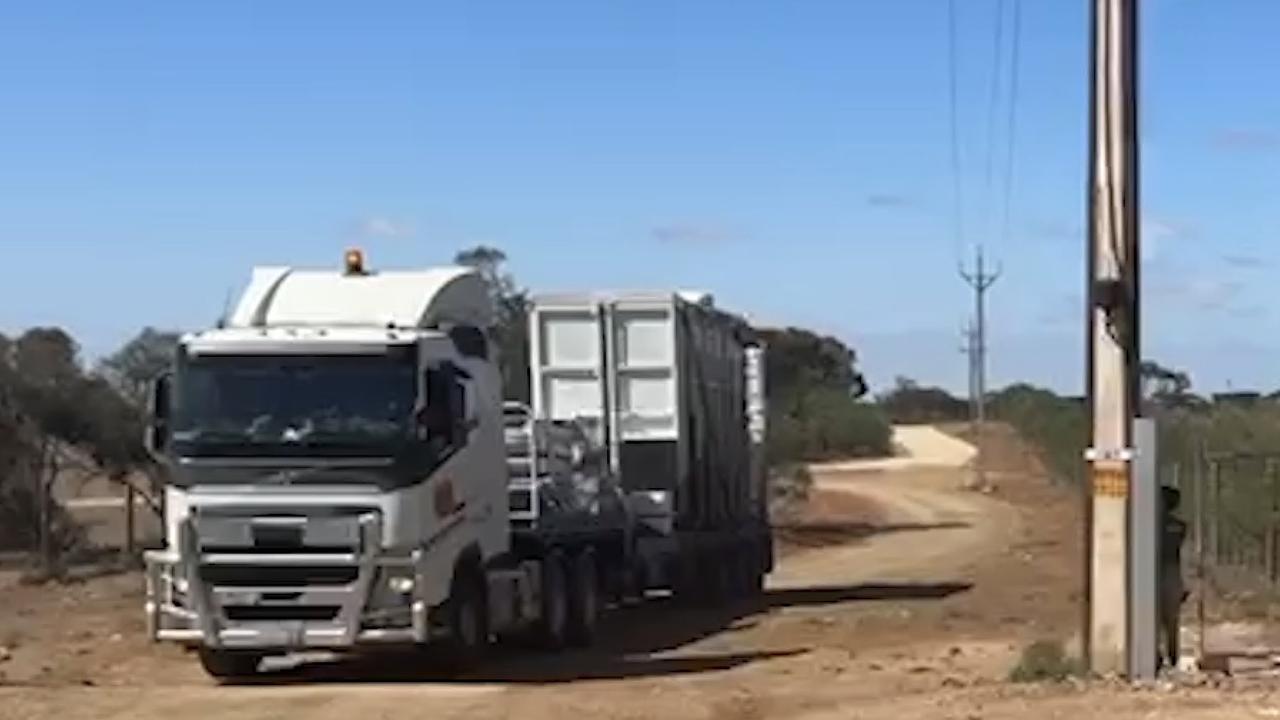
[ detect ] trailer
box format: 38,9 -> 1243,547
141,252 -> 636,679
529,291 -> 772,602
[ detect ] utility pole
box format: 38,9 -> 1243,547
1085,0 -> 1141,677
960,245 -> 1000,490
960,320 -> 978,426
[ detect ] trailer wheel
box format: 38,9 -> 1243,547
197,649 -> 262,681
673,555 -> 704,605
535,551 -> 570,649
706,555 -> 733,605
737,551 -> 762,601
567,550 -> 600,646
746,550 -> 766,598
443,566 -> 489,670
620,555 -> 647,605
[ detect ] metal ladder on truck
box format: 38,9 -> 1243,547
502,402 -> 597,530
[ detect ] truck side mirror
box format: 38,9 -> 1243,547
420,369 -> 444,428
145,374 -> 171,456
851,372 -> 869,400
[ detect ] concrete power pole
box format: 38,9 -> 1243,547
960,246 -> 1000,490
1086,0 -> 1141,677
960,320 -> 978,425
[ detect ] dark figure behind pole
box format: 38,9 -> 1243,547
1159,484 -> 1188,669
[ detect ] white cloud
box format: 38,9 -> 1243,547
1212,127 -> 1280,152
651,223 -> 731,245
1142,216 -> 1194,263
1037,293 -> 1083,327
1223,254 -> 1268,269
349,216 -> 414,240
1188,277 -> 1244,310
1151,275 -> 1243,311
865,193 -> 913,208
1027,218 -> 1082,243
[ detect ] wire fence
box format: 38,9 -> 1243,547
1168,451 -> 1280,659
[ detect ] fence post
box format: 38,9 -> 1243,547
36,441 -> 52,573
1264,458 -> 1274,584
124,483 -> 136,561
1195,448 -> 1207,661
1210,460 -> 1221,565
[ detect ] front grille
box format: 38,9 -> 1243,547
224,605 -> 341,622
200,545 -> 355,555
509,488 -> 533,513
198,540 -> 355,550
250,524 -> 304,550
200,565 -> 359,587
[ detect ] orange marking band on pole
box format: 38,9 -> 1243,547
1092,462 -> 1130,498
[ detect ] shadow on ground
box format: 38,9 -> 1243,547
773,521 -> 970,550
246,580 -> 972,686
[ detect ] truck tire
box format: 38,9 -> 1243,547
567,550 -> 600,646
672,555 -> 703,605
535,551 -> 569,649
704,554 -> 732,606
745,549 -> 766,598
443,566 -> 489,670
197,648 -> 262,681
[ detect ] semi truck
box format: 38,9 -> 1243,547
142,251 -> 768,679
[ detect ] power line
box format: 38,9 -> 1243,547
984,0 -> 1008,197
1000,0 -> 1024,246
946,0 -> 966,258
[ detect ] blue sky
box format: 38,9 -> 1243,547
1,1 -> 1277,395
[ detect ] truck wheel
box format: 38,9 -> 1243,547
535,551 -> 569,649
444,567 -> 489,669
673,556 -> 703,605
704,556 -> 732,606
745,550 -> 766,598
197,648 -> 262,681
626,555 -> 650,605
567,550 -> 600,646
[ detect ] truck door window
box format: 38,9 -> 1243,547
424,364 -> 471,461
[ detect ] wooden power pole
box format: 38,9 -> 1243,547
1086,0 -> 1141,676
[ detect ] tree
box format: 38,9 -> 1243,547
0,329 -> 92,565
756,327 -> 885,467
0,328 -> 160,567
9,328 -> 90,442
878,376 -> 969,424
454,245 -> 531,402
99,328 -> 181,407
1139,360 -> 1196,410
759,327 -> 866,408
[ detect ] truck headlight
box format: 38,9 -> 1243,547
387,575 -> 415,595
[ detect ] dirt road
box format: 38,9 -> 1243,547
4,425 -> 1278,719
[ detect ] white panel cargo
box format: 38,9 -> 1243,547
529,292 -> 766,537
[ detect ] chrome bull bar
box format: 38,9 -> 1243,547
144,512 -> 431,649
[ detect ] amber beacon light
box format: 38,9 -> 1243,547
343,248 -> 366,275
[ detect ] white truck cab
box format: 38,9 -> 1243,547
144,252 -> 511,676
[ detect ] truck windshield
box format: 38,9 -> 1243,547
171,353 -> 416,457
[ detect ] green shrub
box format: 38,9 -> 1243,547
989,384 -> 1088,485
768,389 -> 892,465
769,463 -> 814,502
1008,640 -> 1083,683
